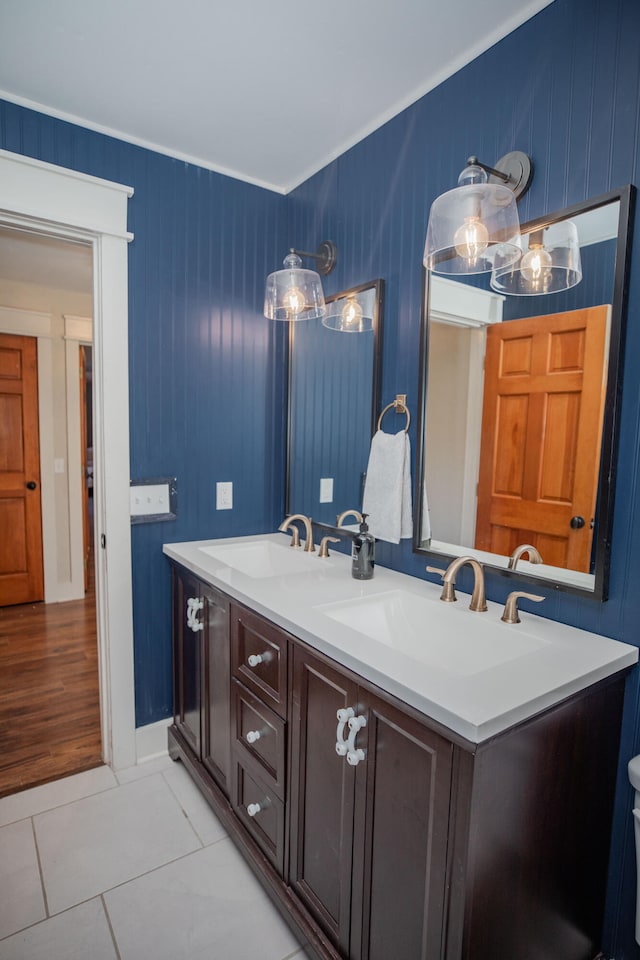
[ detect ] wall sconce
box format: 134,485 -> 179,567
264,241 -> 337,321
490,220 -> 582,295
322,295 -> 373,332
423,152 -> 533,276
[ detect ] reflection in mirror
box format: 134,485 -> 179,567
286,280 -> 384,525
414,187 -> 634,599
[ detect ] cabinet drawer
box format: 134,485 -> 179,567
232,761 -> 285,875
231,604 -> 288,718
232,680 -> 286,800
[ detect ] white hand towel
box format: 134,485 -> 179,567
362,429 -> 413,544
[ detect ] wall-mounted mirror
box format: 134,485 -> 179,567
286,279 -> 384,525
414,186 -> 634,599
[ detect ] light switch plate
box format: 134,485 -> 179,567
130,477 -> 177,524
131,483 -> 170,516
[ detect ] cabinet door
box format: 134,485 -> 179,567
351,692 -> 453,960
172,567 -> 204,757
202,583 -> 230,794
289,645 -> 359,956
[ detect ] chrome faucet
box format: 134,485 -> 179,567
336,509 -> 363,527
278,514 -> 315,552
427,556 -> 487,612
508,544 -> 543,570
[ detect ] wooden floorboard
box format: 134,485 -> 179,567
0,555 -> 103,798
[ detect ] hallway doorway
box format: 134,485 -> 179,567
0,227 -> 102,795
0,148 -> 136,774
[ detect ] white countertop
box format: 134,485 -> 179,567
163,533 -> 638,744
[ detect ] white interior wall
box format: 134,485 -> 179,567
426,322 -> 473,544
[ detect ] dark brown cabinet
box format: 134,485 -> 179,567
167,558 -> 628,960
172,566 -> 204,757
229,603 -> 290,875
289,644 -> 453,960
171,564 -> 230,794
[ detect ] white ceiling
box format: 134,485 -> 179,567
0,227 -> 93,293
0,0 -> 553,194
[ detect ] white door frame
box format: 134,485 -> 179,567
0,148 -> 136,770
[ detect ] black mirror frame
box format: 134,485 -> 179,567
413,185 -> 635,601
284,278 -> 385,521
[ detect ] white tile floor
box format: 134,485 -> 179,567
0,757 -> 308,960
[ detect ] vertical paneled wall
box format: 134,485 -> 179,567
3,0 -> 640,952
0,100 -> 288,727
288,0 -> 640,955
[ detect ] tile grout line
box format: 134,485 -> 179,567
0,772 -> 122,829
30,815 -> 50,919
1,841 -> 232,943
101,894 -> 123,960
160,768 -> 213,849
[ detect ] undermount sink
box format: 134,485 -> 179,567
199,539 -> 316,579
315,590 -> 550,677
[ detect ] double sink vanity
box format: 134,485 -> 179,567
164,532 -> 637,960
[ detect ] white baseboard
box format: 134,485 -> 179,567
134,717 -> 171,764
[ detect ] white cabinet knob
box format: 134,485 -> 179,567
247,652 -> 270,667
246,730 -> 262,744
246,802 -> 262,817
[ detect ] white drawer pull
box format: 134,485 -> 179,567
335,707 -> 354,757
186,597 -> 204,633
247,802 -> 263,817
246,730 -> 262,744
346,714 -> 367,766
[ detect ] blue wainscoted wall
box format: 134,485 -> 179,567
288,1 -> 640,955
0,100 -> 289,726
2,0 -> 640,953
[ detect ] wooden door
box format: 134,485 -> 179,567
475,307 -> 609,571
289,645 -> 359,955
0,333 -> 44,605
351,692 -> 453,960
172,566 -> 204,757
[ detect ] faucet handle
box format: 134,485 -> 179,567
318,536 -> 340,559
501,591 -> 544,624
426,566 -> 456,602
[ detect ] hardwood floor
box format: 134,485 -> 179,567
0,557 -> 102,798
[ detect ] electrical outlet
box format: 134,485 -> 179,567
320,477 -> 334,503
216,481 -> 233,510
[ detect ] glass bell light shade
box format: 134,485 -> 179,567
424,163 -> 523,276
264,252 -> 326,321
322,295 -> 373,332
491,220 -> 582,296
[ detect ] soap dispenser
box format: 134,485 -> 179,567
352,514 -> 375,580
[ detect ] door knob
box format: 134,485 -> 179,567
26,481 -> 37,490
570,516 -> 585,529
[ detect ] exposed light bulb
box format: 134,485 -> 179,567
341,298 -> 364,330
520,244 -> 553,285
284,286 -> 306,317
453,216 -> 489,262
